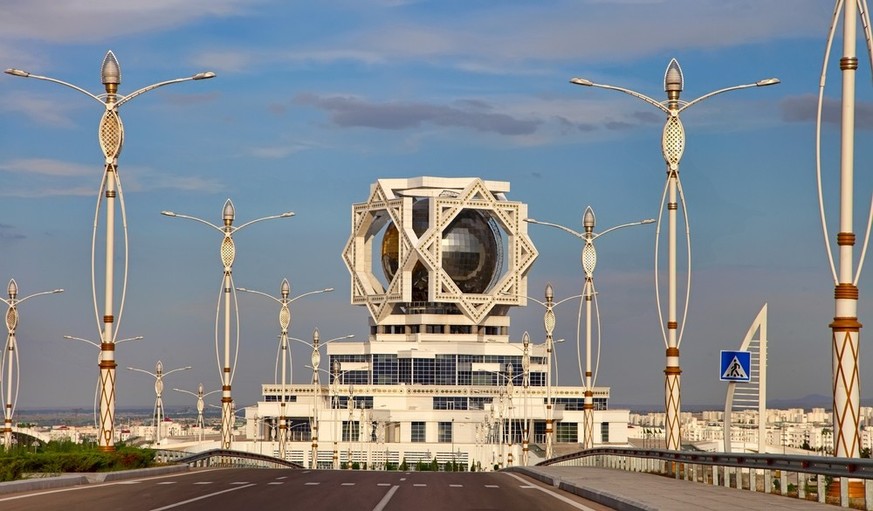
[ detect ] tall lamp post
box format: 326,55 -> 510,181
570,62 -> 779,450
162,200 -> 293,449
521,285 -> 580,460
6,54 -> 215,452
174,383 -> 220,443
294,330 -> 354,468
236,280 -> 333,460
127,361 -> 191,446
528,207 -> 653,448
1,280 -> 62,449
816,0 -> 873,464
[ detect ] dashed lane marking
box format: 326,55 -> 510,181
304,482 -> 320,486
413,484 -> 427,487
194,482 -> 212,485
377,483 -> 392,487
157,482 -> 176,485
230,482 -> 249,485
341,482 -> 355,486
484,484 -> 499,488
268,482 -> 283,485
449,484 -> 463,488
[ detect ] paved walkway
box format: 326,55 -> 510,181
509,465 -> 840,511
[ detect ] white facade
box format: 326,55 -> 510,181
231,177 -> 630,469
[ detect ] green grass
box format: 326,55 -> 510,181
0,440 -> 157,482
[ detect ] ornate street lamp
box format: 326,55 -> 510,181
570,61 -> 778,450
1,280 -> 62,449
528,207 -> 653,448
6,53 -> 214,451
174,383 -> 220,443
162,200 -> 293,448
128,361 -> 191,446
237,280 -> 332,460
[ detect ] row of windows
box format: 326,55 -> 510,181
330,354 -> 548,387
263,395 -> 297,403
433,396 -> 495,410
550,397 -> 608,411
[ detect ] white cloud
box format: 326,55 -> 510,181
0,0 -> 260,43
0,158 -> 94,176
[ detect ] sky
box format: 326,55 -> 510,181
0,0 -> 868,413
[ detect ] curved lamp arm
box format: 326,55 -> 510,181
570,78 -> 670,114
161,211 -> 225,234
591,218 -> 655,240
7,289 -> 64,306
127,367 -> 157,378
234,212 -> 295,232
289,288 -> 334,303
678,79 -> 779,114
163,366 -> 193,377
115,72 -> 215,108
236,287 -> 282,305
524,218 -> 584,239
4,69 -> 105,105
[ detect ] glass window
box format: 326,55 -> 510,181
413,358 -> 435,385
411,421 -> 426,443
438,422 -> 453,443
556,422 -> 578,443
601,422 -> 609,443
343,421 -> 360,442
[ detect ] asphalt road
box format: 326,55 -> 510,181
0,469 -> 614,511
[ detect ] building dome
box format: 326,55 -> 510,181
381,199 -> 500,298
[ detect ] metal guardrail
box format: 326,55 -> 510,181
173,449 -> 304,469
539,446 -> 873,508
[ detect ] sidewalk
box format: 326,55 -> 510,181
508,465 -> 839,511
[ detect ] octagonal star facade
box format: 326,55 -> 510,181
342,177 -> 537,335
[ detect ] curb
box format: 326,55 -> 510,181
0,464 -> 190,495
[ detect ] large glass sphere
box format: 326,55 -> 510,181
381,199 -> 500,298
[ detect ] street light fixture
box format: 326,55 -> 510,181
174,383 -> 220,443
569,60 -> 779,450
127,361 -> 191,446
6,52 -> 215,452
236,281 -> 333,460
527,207 -> 654,449
1,280 -> 62,450
290,329 -> 354,468
519,284 -> 580,459
162,200 -> 293,449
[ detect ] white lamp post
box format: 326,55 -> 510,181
6,53 -> 214,452
162,200 -> 293,449
816,1 -> 873,466
236,281 -> 332,460
292,330 -> 353,468
521,285 -> 580,460
128,361 -> 191,446
1,280 -> 62,449
528,208 -> 653,448
570,62 -> 778,450
174,383 -> 220,443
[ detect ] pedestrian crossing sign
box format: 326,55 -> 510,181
719,350 -> 751,382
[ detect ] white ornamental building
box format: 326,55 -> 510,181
243,177 -> 629,469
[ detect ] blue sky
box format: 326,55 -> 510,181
0,0 -> 866,412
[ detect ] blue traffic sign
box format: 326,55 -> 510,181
720,350 -> 751,382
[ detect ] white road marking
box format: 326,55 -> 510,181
449,484 -> 463,488
484,484 -> 500,488
341,482 -> 355,486
519,485 -> 535,488
399,477 -> 406,481
304,482 -> 321,486
194,482 -> 212,485
505,473 -> 600,511
413,483 -> 427,487
157,482 -> 176,485
372,485 -> 400,511
230,481 -> 249,485
276,476 -> 287,480
268,482 -> 283,485
377,483 -> 392,487
149,483 -> 256,511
